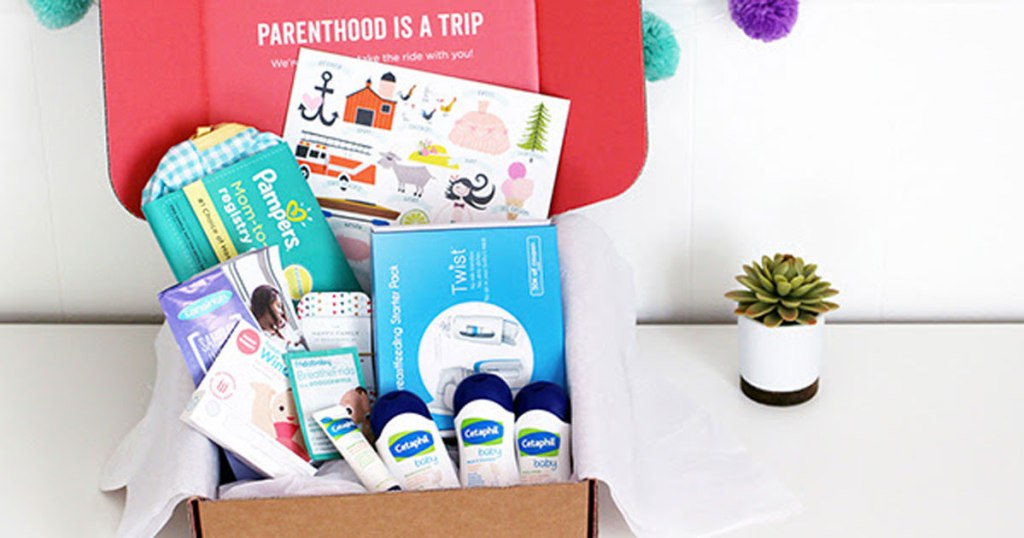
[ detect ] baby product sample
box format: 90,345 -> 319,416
297,292 -> 376,399
453,374 -> 520,488
181,321 -> 315,478
142,123 -> 359,296
160,246 -> 305,385
282,48 -> 570,226
371,222 -> 566,434
314,405 -> 400,493
514,381 -> 572,484
285,347 -> 370,461
370,391 -> 459,491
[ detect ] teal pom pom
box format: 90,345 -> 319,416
642,10 -> 680,82
27,0 -> 93,29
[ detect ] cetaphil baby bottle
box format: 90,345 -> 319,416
514,381 -> 571,484
370,391 -> 459,491
452,373 -> 520,487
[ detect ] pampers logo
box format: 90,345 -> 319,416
285,200 -> 309,223
252,168 -> 304,251
178,290 -> 233,320
518,429 -> 560,457
460,419 -> 504,446
389,430 -> 435,461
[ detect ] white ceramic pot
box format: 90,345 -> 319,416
737,315 -> 824,405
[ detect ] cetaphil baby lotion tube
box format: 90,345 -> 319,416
514,381 -> 571,484
370,391 -> 459,491
453,374 -> 520,487
313,405 -> 400,493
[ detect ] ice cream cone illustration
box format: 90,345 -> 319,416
501,162 -> 534,220
506,200 -> 526,220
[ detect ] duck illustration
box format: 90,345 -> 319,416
399,85 -> 416,101
440,97 -> 457,113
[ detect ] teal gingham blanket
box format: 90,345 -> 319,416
141,127 -> 283,205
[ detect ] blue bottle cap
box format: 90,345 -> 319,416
371,390 -> 431,438
514,381 -> 570,423
452,373 -> 514,416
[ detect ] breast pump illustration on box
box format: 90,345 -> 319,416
427,308 -> 534,418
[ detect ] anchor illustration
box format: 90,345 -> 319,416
298,71 -> 338,126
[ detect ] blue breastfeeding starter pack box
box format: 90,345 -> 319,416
371,222 -> 565,434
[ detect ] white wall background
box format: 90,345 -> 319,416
1,0 -> 1022,323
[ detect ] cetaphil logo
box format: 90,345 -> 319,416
389,430 -> 434,461
178,290 -> 232,320
321,417 -> 357,439
517,429 -> 560,457
460,419 -> 504,446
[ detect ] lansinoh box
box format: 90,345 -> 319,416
371,222 -> 565,434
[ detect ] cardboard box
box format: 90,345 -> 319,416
100,0 -> 644,534
188,480 -> 597,537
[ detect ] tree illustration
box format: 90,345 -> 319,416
517,102 -> 551,160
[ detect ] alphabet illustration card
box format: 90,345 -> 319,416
282,47 -> 570,228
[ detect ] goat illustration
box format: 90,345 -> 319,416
377,151 -> 435,197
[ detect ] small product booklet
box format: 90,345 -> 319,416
370,222 -> 566,434
284,347 -> 368,461
282,47 -> 571,227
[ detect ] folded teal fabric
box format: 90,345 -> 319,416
141,126 -> 282,204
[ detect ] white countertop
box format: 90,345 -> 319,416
2,323 -> 1021,537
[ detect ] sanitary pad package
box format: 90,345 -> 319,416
142,124 -> 359,297
371,222 -> 565,434
181,321 -> 316,478
160,246 -> 305,385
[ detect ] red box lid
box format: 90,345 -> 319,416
99,0 -> 647,218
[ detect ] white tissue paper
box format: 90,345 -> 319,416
554,213 -> 801,536
219,459 -> 366,500
98,324 -> 218,538
102,214 -> 799,537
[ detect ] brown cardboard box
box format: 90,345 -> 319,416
189,480 -> 597,537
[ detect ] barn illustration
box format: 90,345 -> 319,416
343,72 -> 398,130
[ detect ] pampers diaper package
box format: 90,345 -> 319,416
142,124 -> 359,298
371,222 -> 565,434
182,321 -> 316,478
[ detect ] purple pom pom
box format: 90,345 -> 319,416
729,0 -> 799,42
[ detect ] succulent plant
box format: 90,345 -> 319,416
725,253 -> 839,328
